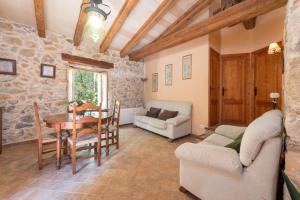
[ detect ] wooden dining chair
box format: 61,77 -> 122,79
33,102 -> 68,170
108,100 -> 121,151
68,103 -> 103,174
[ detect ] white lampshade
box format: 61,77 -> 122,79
84,11 -> 105,43
268,43 -> 282,55
270,92 -> 280,99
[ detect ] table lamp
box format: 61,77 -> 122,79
270,92 -> 280,109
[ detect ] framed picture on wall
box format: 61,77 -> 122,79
0,58 -> 16,75
182,54 -> 192,79
152,73 -> 158,92
165,64 -> 173,86
40,64 -> 56,78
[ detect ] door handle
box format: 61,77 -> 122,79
254,87 -> 257,96
222,87 -> 225,96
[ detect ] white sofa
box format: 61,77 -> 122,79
134,100 -> 192,140
175,110 -> 283,200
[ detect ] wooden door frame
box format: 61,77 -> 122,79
208,48 -> 221,127
220,53 -> 250,125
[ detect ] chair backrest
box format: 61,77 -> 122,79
72,103 -> 102,146
33,102 -> 43,146
112,100 -> 121,126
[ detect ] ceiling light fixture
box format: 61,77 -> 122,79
83,0 -> 111,43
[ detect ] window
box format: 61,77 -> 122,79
68,69 -> 108,109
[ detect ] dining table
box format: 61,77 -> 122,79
43,111 -> 113,169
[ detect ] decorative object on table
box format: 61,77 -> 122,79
69,103 -> 103,174
67,99 -> 87,112
268,42 -> 284,73
165,64 -> 173,86
152,73 -> 158,92
182,54 -> 192,79
270,92 -> 280,109
83,0 -> 111,42
40,64 -> 56,78
0,58 -> 16,75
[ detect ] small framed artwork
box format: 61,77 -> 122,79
152,73 -> 158,92
0,58 -> 16,75
182,54 -> 192,79
165,64 -> 173,86
40,64 -> 56,78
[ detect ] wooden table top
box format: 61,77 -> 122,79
44,111 -> 112,130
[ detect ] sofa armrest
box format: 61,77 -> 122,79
175,143 -> 243,175
166,116 -> 190,126
135,108 -> 147,116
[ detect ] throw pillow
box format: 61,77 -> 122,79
158,110 -> 178,121
225,134 -> 243,153
146,107 -> 161,118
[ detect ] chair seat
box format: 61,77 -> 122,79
42,132 -> 69,144
68,134 -> 98,146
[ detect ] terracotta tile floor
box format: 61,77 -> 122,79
0,126 -> 201,200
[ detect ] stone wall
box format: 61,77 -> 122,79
284,0 -> 300,199
0,18 -> 144,145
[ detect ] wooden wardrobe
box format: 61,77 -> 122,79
209,45 -> 283,126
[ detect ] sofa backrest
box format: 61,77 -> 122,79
145,100 -> 192,117
239,109 -> 283,167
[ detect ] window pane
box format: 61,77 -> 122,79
68,69 -> 108,108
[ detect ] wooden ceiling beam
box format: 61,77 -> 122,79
33,0 -> 46,38
100,0 -> 139,53
61,53 -> 114,69
73,0 -> 89,46
130,0 -> 287,61
120,0 -> 178,57
154,0 -> 212,42
221,0 -> 257,29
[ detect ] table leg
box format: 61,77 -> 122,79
55,125 -> 62,169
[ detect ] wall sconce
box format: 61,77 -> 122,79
268,42 -> 284,74
268,42 -> 282,55
270,92 -> 280,109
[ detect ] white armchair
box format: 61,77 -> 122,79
175,110 -> 283,200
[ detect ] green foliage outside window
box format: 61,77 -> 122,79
71,70 -> 99,105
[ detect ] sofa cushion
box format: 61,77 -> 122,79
225,134 -> 243,153
135,115 -> 148,124
147,118 -> 167,130
215,125 -> 246,140
146,100 -> 192,117
175,143 -> 243,175
158,110 -> 178,120
146,107 -> 161,118
240,110 -> 283,166
201,134 -> 234,147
